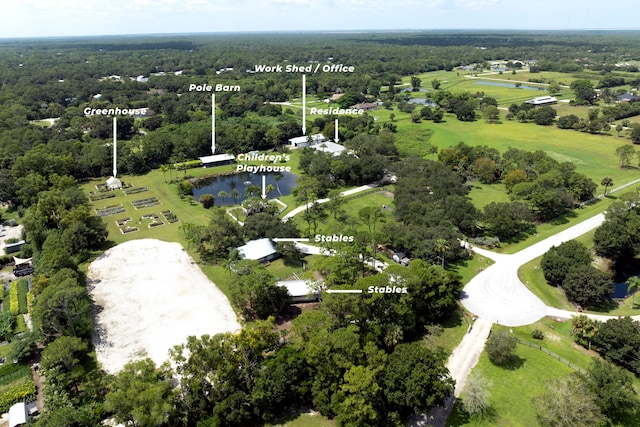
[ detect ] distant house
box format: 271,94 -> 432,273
525,96 -> 557,106
616,93 -> 640,103
324,93 -> 344,103
237,238 -> 279,263
392,252 -> 411,266
288,134 -> 326,149
198,154 -> 235,168
349,102 -> 378,111
276,280 -> 321,303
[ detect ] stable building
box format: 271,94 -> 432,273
237,238 -> 279,263
276,280 -> 321,303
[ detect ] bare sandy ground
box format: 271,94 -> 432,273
87,239 -> 240,374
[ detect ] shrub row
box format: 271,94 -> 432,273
175,159 -> 203,170
0,381 -> 36,413
9,282 -> 19,316
0,363 -> 24,377
0,366 -> 31,388
16,280 -> 27,314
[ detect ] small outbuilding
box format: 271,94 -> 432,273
9,402 -> 27,427
237,238 -> 279,263
106,176 -> 122,190
198,154 -> 236,168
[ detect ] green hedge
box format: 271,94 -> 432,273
0,363 -> 24,377
16,280 -> 27,314
0,381 -> 36,413
175,159 -> 203,170
0,366 -> 31,392
8,282 -> 18,316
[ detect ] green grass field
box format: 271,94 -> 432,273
448,338 -> 576,426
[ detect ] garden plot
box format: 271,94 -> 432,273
87,239 -> 240,374
96,204 -> 125,217
131,197 -> 161,209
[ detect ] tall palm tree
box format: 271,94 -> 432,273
274,173 -> 283,195
167,163 -> 176,183
159,164 -> 168,183
230,188 -> 241,205
435,238 -> 450,268
601,176 -> 614,197
217,190 -> 228,205
626,276 -> 640,307
265,184 -> 275,199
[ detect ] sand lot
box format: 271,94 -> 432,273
87,238 -> 240,374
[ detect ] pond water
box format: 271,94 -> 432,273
612,281 -> 632,299
192,171 -> 298,206
475,81 -> 545,91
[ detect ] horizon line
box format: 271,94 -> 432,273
2,27 -> 640,41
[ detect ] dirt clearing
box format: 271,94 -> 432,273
87,238 -> 240,374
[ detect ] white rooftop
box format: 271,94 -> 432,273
199,154 -> 235,164
9,402 -> 27,427
106,176 -> 122,189
276,280 -> 319,298
288,134 -> 326,145
311,141 -> 346,156
238,238 -> 277,261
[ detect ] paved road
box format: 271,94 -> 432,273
461,213 -> 609,326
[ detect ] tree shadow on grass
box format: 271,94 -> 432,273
547,209 -> 578,226
447,399 -> 499,427
497,354 -> 526,371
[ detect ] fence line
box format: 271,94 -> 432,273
514,337 -> 586,374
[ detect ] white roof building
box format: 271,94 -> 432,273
311,141 -> 346,156
525,96 -> 557,105
276,280 -> 321,303
288,134 -> 326,148
198,154 -> 235,167
106,176 -> 122,190
9,402 -> 27,427
237,238 -> 278,263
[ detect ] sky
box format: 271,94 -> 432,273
1,0 -> 638,39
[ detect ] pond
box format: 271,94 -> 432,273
475,81 -> 546,91
612,281 -> 633,299
192,171 -> 298,206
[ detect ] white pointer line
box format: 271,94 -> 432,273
272,238 -> 310,242
211,93 -> 216,154
326,289 -> 363,294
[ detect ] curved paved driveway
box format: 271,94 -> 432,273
461,213 -> 613,326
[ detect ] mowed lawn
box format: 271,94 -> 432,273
447,342 -> 575,427
82,169 -> 212,247
385,111 -> 640,194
